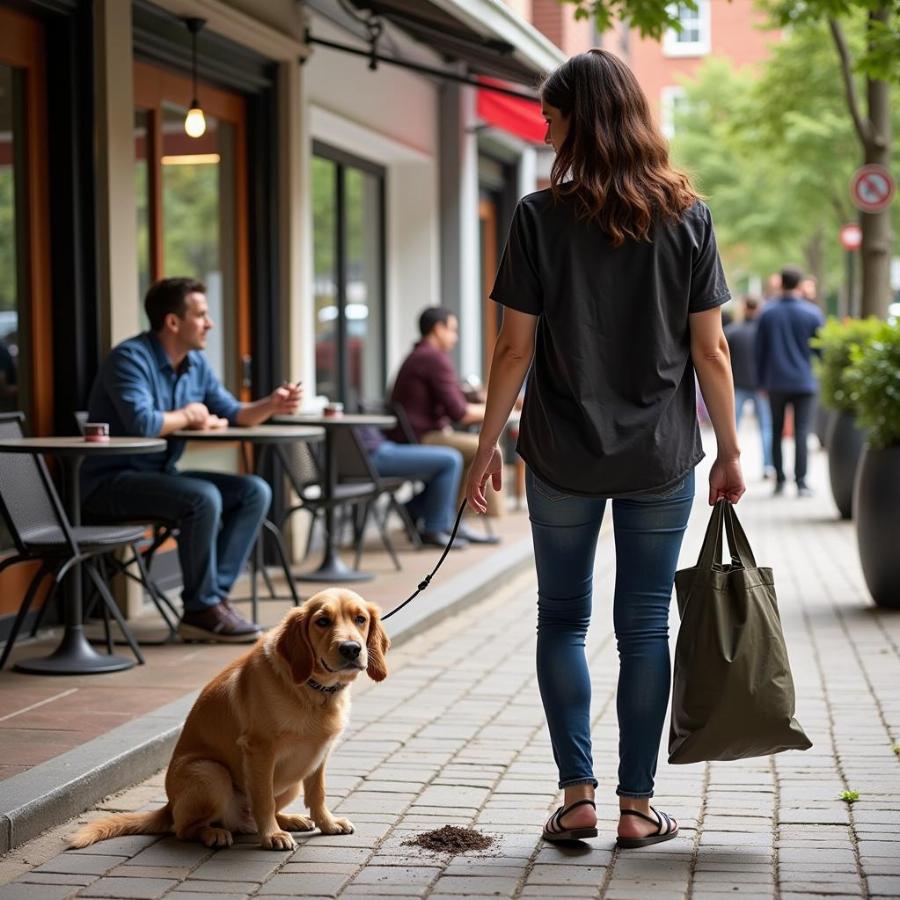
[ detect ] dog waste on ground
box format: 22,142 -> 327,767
403,825 -> 496,853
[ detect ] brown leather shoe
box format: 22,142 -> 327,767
178,601 -> 261,644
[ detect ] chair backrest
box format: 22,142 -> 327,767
334,428 -> 379,483
74,410 -> 88,435
278,440 -> 323,496
389,401 -> 419,445
0,413 -> 72,553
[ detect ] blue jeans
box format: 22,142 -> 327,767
370,441 -> 462,533
527,467 -> 695,798
83,469 -> 271,612
734,387 -> 773,469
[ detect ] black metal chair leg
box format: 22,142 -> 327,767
264,520 -> 302,608
376,501 -> 402,571
391,494 -> 422,548
85,562 -> 145,664
353,503 -> 372,571
0,565 -> 51,670
129,544 -> 179,639
249,535 -> 261,625
97,557 -> 115,655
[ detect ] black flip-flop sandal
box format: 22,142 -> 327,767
541,798 -> 598,843
616,807 -> 679,849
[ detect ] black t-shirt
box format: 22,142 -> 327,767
490,190 -> 730,497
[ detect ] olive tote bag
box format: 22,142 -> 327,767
668,500 -> 812,764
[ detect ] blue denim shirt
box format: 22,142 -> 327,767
81,331 -> 242,499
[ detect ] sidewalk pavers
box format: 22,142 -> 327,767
1,432 -> 899,898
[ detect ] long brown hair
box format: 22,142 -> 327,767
541,50 -> 697,246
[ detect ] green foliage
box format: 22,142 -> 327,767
762,0 -> 900,85
162,164 -> 219,279
0,169 -> 15,313
561,0 -> 689,39
846,320 -> 900,449
811,316 -> 883,411
839,789 -> 860,803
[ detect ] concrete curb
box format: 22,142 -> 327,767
0,535 -> 533,855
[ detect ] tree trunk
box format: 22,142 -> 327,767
860,10 -> 892,319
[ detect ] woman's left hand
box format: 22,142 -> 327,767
466,445 -> 503,514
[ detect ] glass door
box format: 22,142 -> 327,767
312,144 -> 385,409
0,8 -> 52,434
133,61 -> 248,399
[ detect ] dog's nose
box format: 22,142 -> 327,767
339,641 -> 362,661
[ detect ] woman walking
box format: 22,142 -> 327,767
465,50 -> 744,849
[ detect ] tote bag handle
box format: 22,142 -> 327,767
697,499 -> 757,571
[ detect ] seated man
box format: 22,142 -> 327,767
355,425 -> 467,550
389,306 -> 504,526
82,277 -> 301,643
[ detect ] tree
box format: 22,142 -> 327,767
669,23 -> 900,305
561,0 -> 898,316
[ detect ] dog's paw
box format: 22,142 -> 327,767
317,817 -> 355,835
199,826 -> 233,848
276,813 -> 315,832
260,829 -> 296,850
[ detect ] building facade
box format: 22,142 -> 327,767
0,0 -> 560,628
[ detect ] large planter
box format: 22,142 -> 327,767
827,411 -> 867,519
815,403 -> 833,450
853,446 -> 900,609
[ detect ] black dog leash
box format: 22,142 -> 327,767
382,500 -> 468,622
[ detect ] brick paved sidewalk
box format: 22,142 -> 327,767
1,434 -> 898,899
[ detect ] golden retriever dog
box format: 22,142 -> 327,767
70,589 -> 389,851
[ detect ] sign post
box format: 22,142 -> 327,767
839,223 -> 863,317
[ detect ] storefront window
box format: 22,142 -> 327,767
133,61 -> 247,398
312,146 -> 385,408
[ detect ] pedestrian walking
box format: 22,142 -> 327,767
725,296 -> 774,478
464,50 -> 744,849
754,266 -> 826,497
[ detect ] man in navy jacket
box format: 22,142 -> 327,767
755,266 -> 825,496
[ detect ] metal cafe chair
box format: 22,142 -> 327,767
276,439 -> 376,562
0,413 -> 147,669
332,426 -> 422,571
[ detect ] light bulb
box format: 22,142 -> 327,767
184,106 -> 206,138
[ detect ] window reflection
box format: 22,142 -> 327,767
0,64 -> 20,417
312,151 -> 384,408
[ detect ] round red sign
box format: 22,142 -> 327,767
850,165 -> 895,213
839,223 -> 862,251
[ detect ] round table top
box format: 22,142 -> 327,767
172,424 -> 326,443
0,436 -> 167,456
273,413 -> 396,429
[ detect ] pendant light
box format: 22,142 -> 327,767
183,17 -> 207,138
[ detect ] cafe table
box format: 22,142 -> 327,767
0,435 -> 166,674
172,424 -> 326,619
272,413 -> 396,583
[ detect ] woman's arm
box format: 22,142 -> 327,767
467,308 -> 538,512
689,307 -> 746,504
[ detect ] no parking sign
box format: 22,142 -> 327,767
850,165 -> 895,213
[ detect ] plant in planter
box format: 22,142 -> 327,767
846,321 -> 900,608
811,317 -> 881,519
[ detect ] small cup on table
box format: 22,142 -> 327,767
83,422 -> 110,443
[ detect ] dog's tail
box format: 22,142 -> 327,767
69,804 -> 173,848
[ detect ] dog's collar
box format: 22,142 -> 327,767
305,678 -> 348,694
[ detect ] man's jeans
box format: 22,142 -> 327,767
527,467 -> 694,798
734,387 -> 773,470
83,469 -> 271,612
369,441 -> 462,534
768,391 -> 816,486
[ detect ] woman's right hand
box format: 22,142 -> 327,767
708,455 -> 745,505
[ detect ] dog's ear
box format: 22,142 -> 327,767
275,608 -> 314,684
365,603 -> 390,682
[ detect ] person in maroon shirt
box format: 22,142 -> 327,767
389,307 -> 504,520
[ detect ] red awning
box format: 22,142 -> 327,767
477,78 -> 545,145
